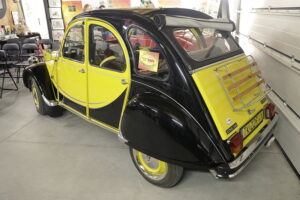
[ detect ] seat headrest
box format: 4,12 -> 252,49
23,38 -> 37,44
3,43 -> 19,50
22,43 -> 39,50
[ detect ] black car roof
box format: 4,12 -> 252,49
73,8 -> 212,25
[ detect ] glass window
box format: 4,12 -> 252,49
198,0 -> 221,18
173,28 -> 239,62
62,24 -> 84,62
128,27 -> 169,80
89,24 -> 125,72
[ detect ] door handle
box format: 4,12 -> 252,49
121,79 -> 128,85
78,68 -> 85,73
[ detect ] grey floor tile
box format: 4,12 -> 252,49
0,84 -> 299,200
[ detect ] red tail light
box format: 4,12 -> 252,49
265,103 -> 276,119
229,133 -> 243,154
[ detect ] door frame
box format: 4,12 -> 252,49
56,19 -> 89,118
86,18 -> 131,132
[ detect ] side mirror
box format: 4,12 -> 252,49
99,56 -> 116,68
51,51 -> 59,61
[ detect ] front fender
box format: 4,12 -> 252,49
121,92 -> 218,169
23,63 -> 55,101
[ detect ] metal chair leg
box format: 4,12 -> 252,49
6,68 -> 18,90
17,67 -> 20,84
0,72 -> 4,98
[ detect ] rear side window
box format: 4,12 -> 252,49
173,29 -> 202,52
128,27 -> 169,80
62,24 -> 84,62
173,28 -> 239,62
89,24 -> 125,72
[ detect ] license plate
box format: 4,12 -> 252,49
241,110 -> 264,138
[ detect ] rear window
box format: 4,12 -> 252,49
173,28 -> 239,62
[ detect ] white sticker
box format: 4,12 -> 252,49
226,118 -> 232,125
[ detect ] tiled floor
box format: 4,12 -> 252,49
0,84 -> 299,200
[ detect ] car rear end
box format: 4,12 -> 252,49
191,54 -> 278,177
169,21 -> 278,178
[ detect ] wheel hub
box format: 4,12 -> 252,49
133,149 -> 168,181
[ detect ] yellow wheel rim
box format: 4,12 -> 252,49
137,152 -> 167,174
32,87 -> 40,109
133,149 -> 168,180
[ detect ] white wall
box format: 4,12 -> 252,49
230,0 -> 300,174
21,0 -> 49,39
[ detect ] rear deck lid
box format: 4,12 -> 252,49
192,54 -> 271,145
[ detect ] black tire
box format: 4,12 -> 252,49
47,104 -> 64,117
129,147 -> 184,188
31,79 -> 63,117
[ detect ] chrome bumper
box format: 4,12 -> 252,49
210,114 -> 279,178
42,95 -> 58,107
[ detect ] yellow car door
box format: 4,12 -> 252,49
87,20 -> 131,130
57,20 -> 87,115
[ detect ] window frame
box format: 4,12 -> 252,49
125,25 -> 170,82
62,23 -> 85,64
88,23 -> 126,73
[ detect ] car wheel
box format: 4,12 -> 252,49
31,79 -> 47,115
129,147 -> 184,188
31,79 -> 63,117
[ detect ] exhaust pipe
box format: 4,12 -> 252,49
265,135 -> 276,148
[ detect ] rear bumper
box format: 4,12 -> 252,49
210,114 -> 279,178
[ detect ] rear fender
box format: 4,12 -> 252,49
121,92 -> 220,169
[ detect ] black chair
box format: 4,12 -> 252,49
21,43 -> 40,55
0,50 -> 18,98
21,43 -> 42,61
15,43 -> 42,83
23,38 -> 38,44
6,38 -> 20,44
6,38 -> 21,49
2,43 -> 20,61
20,43 -> 42,60
21,38 -> 38,53
3,43 -> 22,83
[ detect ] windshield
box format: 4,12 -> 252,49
173,28 -> 240,62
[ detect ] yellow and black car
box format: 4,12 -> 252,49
23,8 -> 278,187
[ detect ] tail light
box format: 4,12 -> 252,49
265,103 -> 276,119
229,133 -> 243,154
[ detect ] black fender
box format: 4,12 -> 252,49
121,91 -> 219,169
23,63 -> 56,101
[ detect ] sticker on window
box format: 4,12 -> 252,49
138,50 -> 159,72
